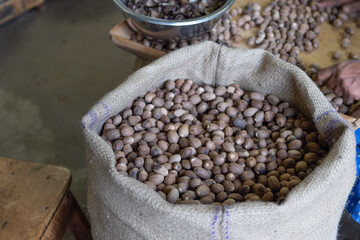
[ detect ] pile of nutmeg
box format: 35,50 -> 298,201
101,79 -> 328,205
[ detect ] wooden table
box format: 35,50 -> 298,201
110,0 -> 360,128
231,0 -> 360,68
110,0 -> 360,70
0,157 -> 92,240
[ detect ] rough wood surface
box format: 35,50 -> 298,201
0,157 -> 71,240
340,113 -> 360,131
0,0 -> 45,25
67,191 -> 93,240
40,191 -> 92,240
110,20 -> 166,61
40,192 -> 73,240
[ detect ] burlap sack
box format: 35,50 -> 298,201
82,42 -> 356,240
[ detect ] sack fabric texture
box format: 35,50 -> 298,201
82,42 -> 356,240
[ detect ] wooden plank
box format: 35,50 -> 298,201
40,191 -> 92,240
340,113 -> 360,130
0,157 -> 71,240
40,191 -> 73,240
67,192 -> 93,240
109,20 -> 166,61
0,0 -> 45,26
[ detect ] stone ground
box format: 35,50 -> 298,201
0,0 -> 359,239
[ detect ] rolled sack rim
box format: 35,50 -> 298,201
82,41 -> 357,220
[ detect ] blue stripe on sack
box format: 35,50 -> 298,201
314,110 -> 338,123
345,128 -> 360,223
211,206 -> 221,240
224,206 -> 230,240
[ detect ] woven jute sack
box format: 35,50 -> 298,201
82,42 -> 356,240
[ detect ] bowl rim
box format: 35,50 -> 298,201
113,0 -> 235,26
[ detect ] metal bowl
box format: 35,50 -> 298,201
113,0 -> 235,41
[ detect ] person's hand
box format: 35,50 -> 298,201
316,61 -> 360,101
316,0 -> 360,15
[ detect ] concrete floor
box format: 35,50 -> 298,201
0,0 -> 359,239
0,0 -> 134,238
0,0 -> 134,210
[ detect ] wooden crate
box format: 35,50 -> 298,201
0,157 -> 92,240
0,0 -> 44,26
